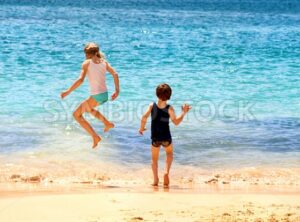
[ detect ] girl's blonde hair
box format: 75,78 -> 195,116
84,42 -> 106,60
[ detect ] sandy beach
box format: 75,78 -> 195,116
0,191 -> 299,222
0,160 -> 300,222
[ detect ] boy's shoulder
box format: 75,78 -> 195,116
149,102 -> 154,108
167,104 -> 173,110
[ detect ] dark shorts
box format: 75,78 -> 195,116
152,140 -> 172,148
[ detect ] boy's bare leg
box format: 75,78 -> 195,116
89,108 -> 114,132
164,144 -> 173,187
151,146 -> 160,186
73,97 -> 101,149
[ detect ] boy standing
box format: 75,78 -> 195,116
139,83 -> 191,187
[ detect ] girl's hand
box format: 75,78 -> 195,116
111,91 -> 119,100
139,128 -> 146,135
61,90 -> 70,99
182,104 -> 192,113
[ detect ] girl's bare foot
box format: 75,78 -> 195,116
163,173 -> 169,187
92,135 -> 101,149
104,122 -> 114,132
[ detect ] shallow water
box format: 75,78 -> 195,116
0,0 -> 300,168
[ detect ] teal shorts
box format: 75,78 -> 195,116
91,92 -> 108,104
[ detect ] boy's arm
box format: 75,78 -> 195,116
61,60 -> 89,99
106,62 -> 120,101
169,104 -> 191,126
139,104 -> 153,135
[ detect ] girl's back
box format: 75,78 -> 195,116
86,59 -> 107,95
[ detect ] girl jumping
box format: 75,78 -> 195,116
61,42 -> 120,149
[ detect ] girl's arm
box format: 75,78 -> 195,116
139,103 -> 153,135
61,60 -> 89,99
168,104 -> 191,126
106,62 -> 120,100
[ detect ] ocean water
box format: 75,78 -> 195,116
1,0 -> 300,169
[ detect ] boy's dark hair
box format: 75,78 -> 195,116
156,83 -> 172,101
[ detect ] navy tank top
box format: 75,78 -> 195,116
151,102 -> 172,141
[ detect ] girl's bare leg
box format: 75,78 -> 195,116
90,108 -> 115,132
151,146 -> 160,186
163,144 -> 173,187
73,97 -> 101,149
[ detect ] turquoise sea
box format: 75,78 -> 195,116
1,0 -> 300,170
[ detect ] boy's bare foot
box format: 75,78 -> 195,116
92,135 -> 101,149
104,122 -> 114,132
151,179 -> 159,187
163,173 -> 169,187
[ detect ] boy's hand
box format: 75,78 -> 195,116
182,104 -> 192,113
139,128 -> 146,135
111,91 -> 119,101
61,90 -> 70,99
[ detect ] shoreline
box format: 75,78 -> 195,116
0,174 -> 299,198
1,160 -> 300,196
0,183 -> 299,199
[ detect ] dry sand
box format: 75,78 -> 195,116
0,190 -> 299,222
